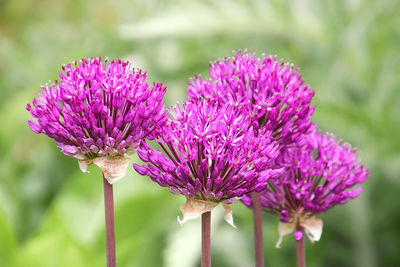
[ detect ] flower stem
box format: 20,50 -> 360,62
252,192 -> 264,267
201,211 -> 211,267
296,227 -> 305,267
103,174 -> 116,267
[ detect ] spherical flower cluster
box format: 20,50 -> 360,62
188,50 -> 315,144
26,57 -> 166,183
241,130 -> 369,246
134,100 -> 283,225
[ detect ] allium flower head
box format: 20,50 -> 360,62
241,130 -> 370,247
134,100 -> 283,226
26,57 -> 166,183
188,50 -> 315,144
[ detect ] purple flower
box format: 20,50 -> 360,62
188,50 -> 315,144
133,100 -> 282,225
26,57 -> 166,183
241,130 -> 370,247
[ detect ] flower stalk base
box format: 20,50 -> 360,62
103,174 -> 116,267
252,192 -> 264,267
296,228 -> 305,267
201,211 -> 211,267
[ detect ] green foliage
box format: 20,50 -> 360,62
0,0 -> 399,266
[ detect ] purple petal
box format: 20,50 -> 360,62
27,119 -> 42,134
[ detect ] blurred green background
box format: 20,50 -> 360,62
1,0 -> 399,266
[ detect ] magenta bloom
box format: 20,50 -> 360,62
188,50 -> 315,144
134,100 -> 282,225
26,57 -> 166,182
241,130 -> 370,246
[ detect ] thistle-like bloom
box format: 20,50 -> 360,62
133,100 -> 282,226
26,57 -> 166,183
241,130 -> 369,247
188,50 -> 315,144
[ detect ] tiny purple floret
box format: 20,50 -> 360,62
294,230 -> 303,241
